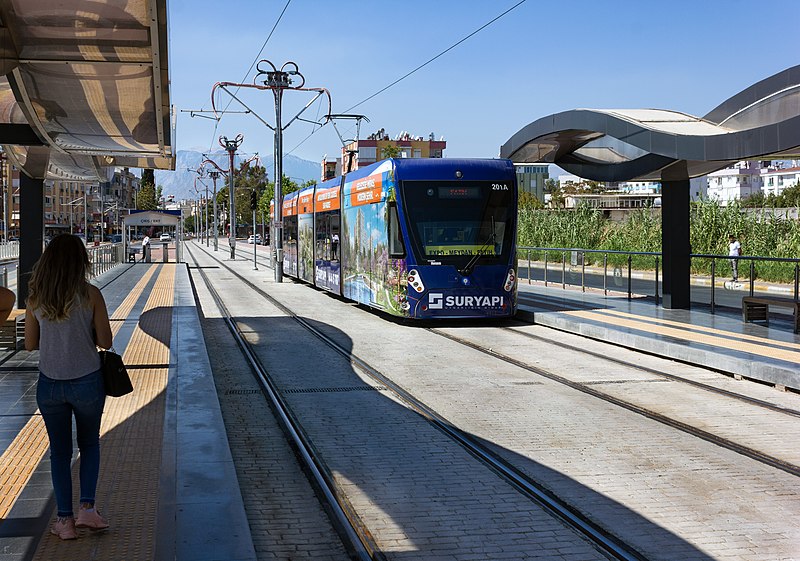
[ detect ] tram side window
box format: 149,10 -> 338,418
388,203 -> 405,257
315,212 -> 329,260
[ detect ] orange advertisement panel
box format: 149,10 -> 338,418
282,196 -> 297,217
349,173 -> 383,207
315,186 -> 340,212
298,190 -> 314,214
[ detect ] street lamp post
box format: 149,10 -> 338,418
209,170 -> 220,251
201,148 -> 257,256
209,60 -> 331,281
220,135 -> 243,259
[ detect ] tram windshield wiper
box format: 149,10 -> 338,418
458,217 -> 496,276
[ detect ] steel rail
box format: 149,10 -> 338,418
430,328 -> 800,479
184,243 -> 377,561
502,324 -> 800,418
188,242 -> 650,561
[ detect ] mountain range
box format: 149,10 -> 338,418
154,150 -> 321,201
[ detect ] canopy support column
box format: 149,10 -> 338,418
18,174 -> 44,307
661,170 -> 690,309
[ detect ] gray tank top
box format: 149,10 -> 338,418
36,297 -> 101,380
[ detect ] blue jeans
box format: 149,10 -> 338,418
37,369 -> 105,518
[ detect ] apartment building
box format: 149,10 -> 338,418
325,128 -> 447,176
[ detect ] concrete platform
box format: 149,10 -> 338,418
0,263 -> 255,561
517,282 -> 800,391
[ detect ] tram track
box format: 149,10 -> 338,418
184,244 -> 377,561
212,241 -> 800,476
186,242 -> 651,561
242,245 -> 800,417
500,324 -> 800,416
428,327 -> 800,478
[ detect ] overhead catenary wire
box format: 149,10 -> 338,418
286,0 -> 527,156
342,0 -> 526,113
204,0 -> 293,152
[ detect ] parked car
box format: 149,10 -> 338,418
159,233 -> 171,242
247,234 -> 262,245
109,234 -> 123,243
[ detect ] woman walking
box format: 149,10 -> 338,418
25,234 -> 113,540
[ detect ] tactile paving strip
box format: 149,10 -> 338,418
0,266 -> 160,521
32,264 -> 175,560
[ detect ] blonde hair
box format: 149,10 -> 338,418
27,234 -> 92,321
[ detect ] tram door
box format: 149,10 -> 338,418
314,210 -> 341,295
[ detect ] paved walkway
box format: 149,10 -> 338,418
0,262 -> 255,561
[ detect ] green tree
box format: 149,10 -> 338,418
741,191 -> 767,207
137,169 -> 158,210
215,162 -> 268,227
518,191 -> 544,210
777,182 -> 800,207
381,145 -> 401,159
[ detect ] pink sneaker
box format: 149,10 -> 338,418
76,505 -> 109,530
51,516 -> 77,540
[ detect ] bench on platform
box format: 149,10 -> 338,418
0,309 -> 25,350
742,296 -> 800,333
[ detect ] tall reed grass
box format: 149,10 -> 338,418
517,200 -> 800,282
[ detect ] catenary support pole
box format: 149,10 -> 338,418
273,84 -> 284,282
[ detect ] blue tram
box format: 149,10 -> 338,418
281,158 -> 518,319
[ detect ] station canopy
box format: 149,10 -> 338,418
501,65 -> 800,182
0,0 -> 174,181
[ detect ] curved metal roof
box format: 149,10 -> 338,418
0,0 -> 174,181
501,66 -> 800,182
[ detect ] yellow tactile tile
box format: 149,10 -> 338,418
565,308 -> 800,363
28,264 -> 176,560
0,418 -> 48,518
0,266 -> 163,522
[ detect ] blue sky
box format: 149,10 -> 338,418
169,0 -> 800,166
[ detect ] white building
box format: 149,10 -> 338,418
558,174 -> 584,187
761,166 -> 800,197
689,176 -> 708,201
618,181 -> 660,193
706,161 -> 764,205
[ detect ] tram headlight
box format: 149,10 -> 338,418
408,269 -> 425,293
504,269 -> 516,292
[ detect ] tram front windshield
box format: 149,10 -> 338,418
401,181 -> 515,266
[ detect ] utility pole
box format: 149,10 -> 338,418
208,170 -> 220,251
204,181 -> 209,247
202,147 -> 257,257
209,60 -> 331,282
221,135 -> 243,259
270,71 -> 286,280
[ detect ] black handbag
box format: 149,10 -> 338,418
99,349 -> 133,397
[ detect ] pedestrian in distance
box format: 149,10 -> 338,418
728,233 -> 742,281
331,232 -> 339,261
25,234 -> 113,540
141,234 -> 150,262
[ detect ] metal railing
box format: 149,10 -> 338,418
0,241 -> 19,261
518,246 -> 800,313
87,242 -> 124,278
0,241 -> 125,292
693,253 -> 800,313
